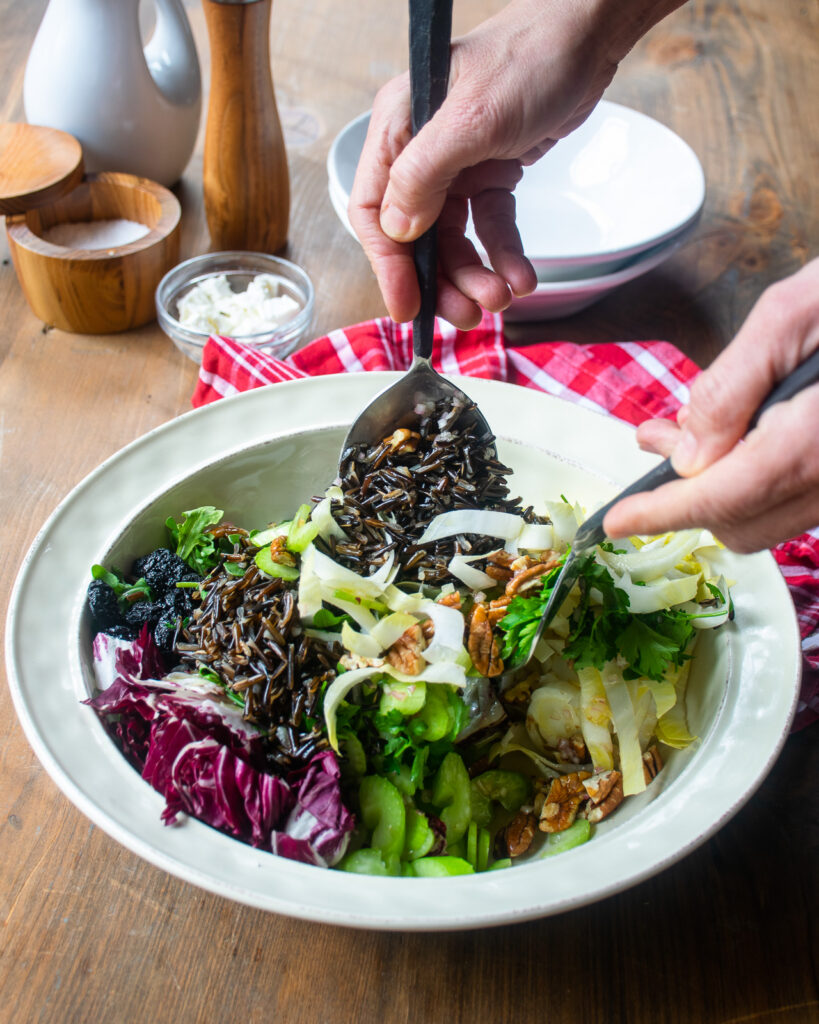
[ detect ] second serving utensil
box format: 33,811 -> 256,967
519,346 -> 819,667
340,0 -> 496,461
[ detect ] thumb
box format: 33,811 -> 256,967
379,103 -> 495,242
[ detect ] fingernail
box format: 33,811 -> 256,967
671,429 -> 699,475
380,203 -> 412,241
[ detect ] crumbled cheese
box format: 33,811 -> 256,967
177,274 -> 300,336
43,218 -> 150,249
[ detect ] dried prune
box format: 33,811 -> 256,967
132,549 -> 195,595
104,623 -> 138,641
153,589 -> 196,653
87,579 -> 123,632
124,600 -> 163,630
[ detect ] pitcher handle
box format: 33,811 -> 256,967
144,0 -> 202,107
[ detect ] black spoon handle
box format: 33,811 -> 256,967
574,345 -> 819,550
409,0 -> 453,361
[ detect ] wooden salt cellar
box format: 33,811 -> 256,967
202,0 -> 290,253
0,122 -> 181,333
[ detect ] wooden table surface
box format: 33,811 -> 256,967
2,1 -> 817,1021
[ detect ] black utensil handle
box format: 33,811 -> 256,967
409,0 -> 453,361
574,345 -> 819,550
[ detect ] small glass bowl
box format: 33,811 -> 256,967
155,251 -> 315,363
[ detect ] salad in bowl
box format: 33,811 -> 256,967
84,395 -> 732,878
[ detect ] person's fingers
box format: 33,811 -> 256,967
604,385 -> 819,552
634,417 -> 682,458
470,188 -> 538,297
436,196 -> 512,313
347,77 -> 421,321
450,159 -> 524,198
671,263 -> 819,476
606,477 -> 819,554
435,275 -> 483,330
379,94 -> 505,243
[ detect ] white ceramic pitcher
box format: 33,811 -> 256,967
24,0 -> 201,187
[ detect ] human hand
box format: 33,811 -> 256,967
349,0 -> 682,328
603,257 -> 819,552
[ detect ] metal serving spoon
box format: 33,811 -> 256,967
519,345 -> 819,667
340,0 -> 497,460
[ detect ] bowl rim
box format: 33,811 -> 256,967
4,171 -> 181,260
155,249 -> 316,346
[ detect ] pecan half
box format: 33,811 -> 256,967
504,810 -> 538,858
268,535 -> 297,567
467,602 -> 504,677
505,559 -> 560,597
487,594 -> 511,625
485,550 -> 539,582
643,745 -> 663,783
385,427 -> 421,453
583,770 -> 624,823
437,590 -> 462,609
537,771 -> 592,833
386,623 -> 426,676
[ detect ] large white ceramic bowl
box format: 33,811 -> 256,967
326,101 -> 705,278
5,375 -> 799,930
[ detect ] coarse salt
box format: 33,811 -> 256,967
43,218 -> 150,250
176,273 -> 300,336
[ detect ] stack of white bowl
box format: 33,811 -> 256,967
327,101 -> 705,321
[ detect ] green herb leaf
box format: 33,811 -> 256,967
91,564 -> 152,609
166,506 -> 224,576
500,551 -> 697,682
312,607 -> 354,629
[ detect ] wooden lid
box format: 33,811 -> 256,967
0,123 -> 84,216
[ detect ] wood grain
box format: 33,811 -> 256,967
201,0 -> 290,252
5,171 -> 181,332
0,122 -> 84,215
0,1 -> 817,1022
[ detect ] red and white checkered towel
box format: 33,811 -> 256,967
193,311 -> 819,731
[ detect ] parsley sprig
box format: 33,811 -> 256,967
499,553 -> 702,682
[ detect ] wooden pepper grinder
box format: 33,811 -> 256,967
201,0 -> 290,252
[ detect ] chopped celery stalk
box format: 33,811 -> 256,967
387,764 -> 418,797
412,684 -> 452,742
403,807 -> 435,861
380,680 -> 427,717
542,818 -> 591,857
287,503 -> 320,553
471,770 -> 532,812
431,752 -> 472,846
333,589 -> 389,612
477,826 -> 491,873
337,848 -> 393,876
469,782 -> 493,829
464,821 -> 492,872
489,858 -> 512,871
250,523 -> 290,547
359,776 -> 406,859
466,820 -> 478,868
339,732 -> 367,780
446,837 -> 466,860
254,545 -> 299,580
412,856 -> 475,877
